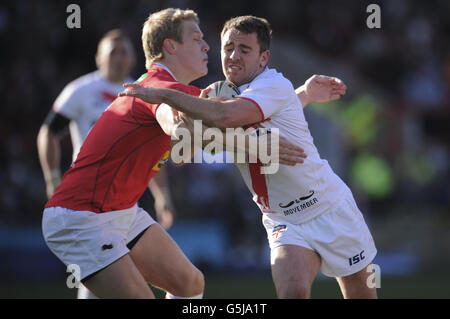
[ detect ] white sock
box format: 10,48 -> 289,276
165,292 -> 203,299
77,284 -> 99,299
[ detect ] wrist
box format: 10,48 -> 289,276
295,85 -> 309,107
302,85 -> 311,106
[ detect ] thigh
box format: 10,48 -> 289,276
128,223 -> 200,293
305,196 -> 377,278
270,244 -> 321,298
82,254 -> 154,299
336,263 -> 377,299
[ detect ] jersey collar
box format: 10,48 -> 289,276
238,66 -> 270,92
151,62 -> 178,81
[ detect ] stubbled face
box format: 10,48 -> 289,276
176,20 -> 210,82
97,39 -> 135,83
221,29 -> 269,87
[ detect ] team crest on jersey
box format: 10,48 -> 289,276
272,225 -> 287,239
152,150 -> 170,171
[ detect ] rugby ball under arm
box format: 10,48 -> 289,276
205,81 -> 240,99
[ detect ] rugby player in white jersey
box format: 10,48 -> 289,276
121,15 -> 377,299
37,29 -> 175,298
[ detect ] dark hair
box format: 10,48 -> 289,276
221,15 -> 272,53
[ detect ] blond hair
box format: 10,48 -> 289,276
142,8 -> 199,69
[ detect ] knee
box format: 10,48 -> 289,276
188,268 -> 205,295
277,283 -> 311,299
173,267 -> 204,297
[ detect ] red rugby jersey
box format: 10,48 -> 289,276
45,66 -> 201,213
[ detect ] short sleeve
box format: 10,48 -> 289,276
237,72 -> 293,120
53,82 -> 84,120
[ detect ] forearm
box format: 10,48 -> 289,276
173,116 -> 306,167
161,89 -> 226,128
295,84 -> 310,108
37,124 -> 65,198
176,115 -> 262,160
37,125 -> 62,182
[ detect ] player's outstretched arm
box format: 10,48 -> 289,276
155,89 -> 307,166
119,84 -> 262,129
295,75 -> 347,107
165,109 -> 307,166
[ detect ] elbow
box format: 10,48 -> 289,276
37,125 -> 49,145
37,125 -> 59,149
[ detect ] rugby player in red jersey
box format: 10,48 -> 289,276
37,29 -> 175,299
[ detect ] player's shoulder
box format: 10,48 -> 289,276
253,67 -> 294,91
63,70 -> 104,93
141,70 -> 200,96
263,68 -> 293,86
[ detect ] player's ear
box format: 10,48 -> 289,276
259,50 -> 270,69
95,39 -> 108,70
95,53 -> 101,69
163,38 -> 178,55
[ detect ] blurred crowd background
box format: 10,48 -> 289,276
0,0 -> 449,298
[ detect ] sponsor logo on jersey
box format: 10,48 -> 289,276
279,190 -> 315,208
152,150 -> 170,171
272,225 -> 287,239
279,191 -> 319,216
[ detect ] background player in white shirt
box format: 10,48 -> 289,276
121,16 -> 377,299
37,29 -> 175,298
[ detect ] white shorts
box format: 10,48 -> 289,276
42,204 -> 156,280
263,191 -> 377,277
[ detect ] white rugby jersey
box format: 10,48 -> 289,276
234,67 -> 350,224
52,71 -> 132,161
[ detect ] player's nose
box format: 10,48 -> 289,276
202,40 -> 210,53
229,48 -> 240,60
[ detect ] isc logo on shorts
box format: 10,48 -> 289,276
348,250 -> 365,266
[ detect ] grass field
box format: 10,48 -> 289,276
1,270 -> 449,299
